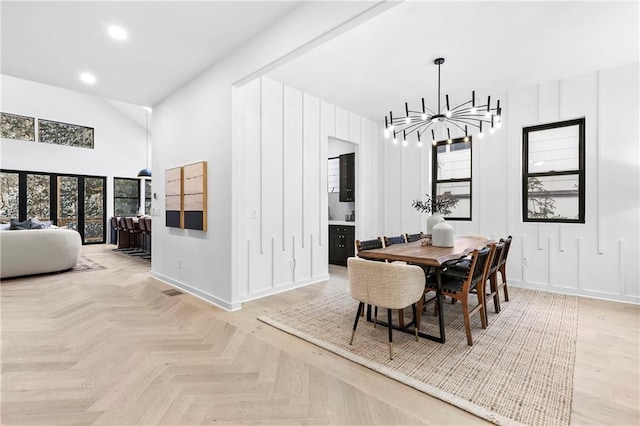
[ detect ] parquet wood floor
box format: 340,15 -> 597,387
1,245 -> 638,425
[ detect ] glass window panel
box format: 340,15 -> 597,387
327,158 -> 340,193
27,174 -> 50,221
84,177 -> 104,243
527,175 -> 580,220
114,178 -> 140,216
528,125 -> 579,173
436,141 -> 471,180
38,119 -> 94,149
145,180 -> 152,214
435,181 -> 470,219
58,176 -> 78,230
1,112 -> 35,141
0,172 -> 19,223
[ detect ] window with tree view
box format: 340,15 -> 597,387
522,118 -> 585,223
432,137 -> 472,220
114,178 -> 140,216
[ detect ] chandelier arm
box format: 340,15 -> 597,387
450,115 -> 494,124
444,120 -> 469,134
450,99 -> 473,112
447,118 -> 482,129
417,121 -> 436,139
394,120 -> 429,135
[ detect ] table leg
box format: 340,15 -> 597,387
435,268 -> 446,343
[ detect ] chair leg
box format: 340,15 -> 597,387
397,309 -> 405,328
387,308 -> 394,359
350,302 -> 364,345
461,297 -> 473,346
411,304 -> 418,341
490,273 -> 501,313
500,266 -> 509,301
477,286 -> 487,329
374,306 -> 378,328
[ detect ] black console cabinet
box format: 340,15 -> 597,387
329,225 -> 355,266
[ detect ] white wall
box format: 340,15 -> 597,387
151,2 -> 391,310
0,74 -> 148,223
235,76 -> 383,303
381,63 -> 640,304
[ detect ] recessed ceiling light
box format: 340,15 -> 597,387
80,72 -> 96,85
108,25 -> 127,41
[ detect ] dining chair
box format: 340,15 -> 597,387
355,238 -> 384,253
446,241 -> 505,322
425,244 -> 495,346
384,235 -> 406,247
405,232 -> 423,243
496,235 -> 513,304
348,257 -> 425,359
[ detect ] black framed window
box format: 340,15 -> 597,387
114,178 -> 140,216
0,169 -> 106,243
432,137 -> 472,220
522,118 -> 585,223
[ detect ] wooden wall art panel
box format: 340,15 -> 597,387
182,161 -> 207,231
165,166 -> 183,228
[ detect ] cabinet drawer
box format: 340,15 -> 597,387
329,225 -> 354,235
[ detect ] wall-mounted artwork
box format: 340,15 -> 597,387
183,161 -> 207,231
38,118 -> 94,149
165,167 -> 183,228
1,112 -> 35,141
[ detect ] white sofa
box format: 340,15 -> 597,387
0,228 -> 82,279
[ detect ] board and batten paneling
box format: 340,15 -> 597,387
236,76 -> 384,303
381,63 -> 639,303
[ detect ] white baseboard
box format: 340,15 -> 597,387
150,272 -> 241,311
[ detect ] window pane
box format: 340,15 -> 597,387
84,177 -> 104,243
528,125 -> 579,173
114,178 -> 140,216
38,119 -> 94,149
527,175 -> 580,220
327,158 -> 340,193
27,174 -> 50,221
0,172 -> 19,223
145,180 -> 152,214
58,176 -> 78,230
1,112 -> 35,141
436,141 -> 471,180
436,181 -> 470,219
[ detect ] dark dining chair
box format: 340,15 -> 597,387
496,235 -> 513,305
405,232 -> 423,243
384,235 -> 406,247
425,244 -> 495,346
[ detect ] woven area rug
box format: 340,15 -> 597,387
259,287 -> 578,425
70,256 -> 107,273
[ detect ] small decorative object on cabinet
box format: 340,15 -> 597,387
339,153 -> 355,202
329,225 -> 355,266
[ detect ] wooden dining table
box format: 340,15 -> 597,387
356,235 -> 492,343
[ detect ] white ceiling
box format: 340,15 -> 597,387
268,1 -> 640,121
1,1 -> 638,120
1,1 -> 300,107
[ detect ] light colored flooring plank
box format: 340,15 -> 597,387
1,244 -> 638,425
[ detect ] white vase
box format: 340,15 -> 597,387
426,213 -> 444,235
432,221 -> 454,247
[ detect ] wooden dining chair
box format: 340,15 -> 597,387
405,232 -> 423,243
384,235 -> 406,247
425,244 -> 495,346
496,235 -> 513,304
348,257 -> 425,359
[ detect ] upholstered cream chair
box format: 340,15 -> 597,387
347,257 -> 425,359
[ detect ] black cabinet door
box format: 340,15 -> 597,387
329,225 -> 355,266
339,153 -> 355,202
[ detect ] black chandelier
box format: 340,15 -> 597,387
384,57 -> 502,147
